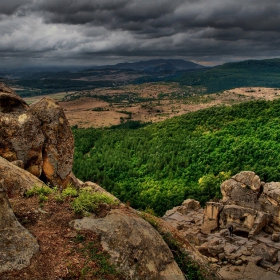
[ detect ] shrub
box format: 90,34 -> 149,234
25,185 -> 53,198
71,189 -> 118,214
61,186 -> 79,199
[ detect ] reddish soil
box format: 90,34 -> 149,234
1,195 -> 125,280
58,85 -> 280,128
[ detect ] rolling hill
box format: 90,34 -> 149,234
173,58 -> 280,93
73,98 -> 280,215
96,59 -> 205,72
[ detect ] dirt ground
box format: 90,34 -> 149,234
1,194 -> 124,280
59,86 -> 280,128
23,84 -> 280,128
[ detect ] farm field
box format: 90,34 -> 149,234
59,85 -> 280,128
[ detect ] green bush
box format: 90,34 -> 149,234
25,185 -> 53,197
61,186 -> 79,199
71,189 -> 118,214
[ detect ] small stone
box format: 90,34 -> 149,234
242,250 -> 251,256
271,233 -> 280,242
234,267 -> 241,272
218,253 -> 226,261
264,225 -> 274,234
223,261 -> 228,265
38,208 -> 48,214
211,258 -> 219,263
65,232 -> 77,238
235,259 -> 243,265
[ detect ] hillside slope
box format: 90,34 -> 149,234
73,99 -> 280,215
97,59 -> 205,71
174,58 -> 280,93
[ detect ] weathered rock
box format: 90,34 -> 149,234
197,238 -> 225,258
232,171 -> 262,192
177,199 -> 201,214
0,186 -> 39,273
259,182 -> 280,226
262,182 -> 280,204
201,202 -> 223,234
249,212 -> 270,237
264,225 -> 274,234
72,209 -> 185,280
271,233 -> 280,242
235,259 -> 243,265
163,171 -> 280,279
218,253 -> 226,261
30,97 -> 74,187
241,250 -> 251,256
185,232 -> 206,246
252,243 -> 278,263
0,83 -> 28,113
0,85 -> 76,187
0,156 -> 47,195
0,91 -> 44,176
219,205 -> 268,236
11,160 -> 24,169
224,244 -> 239,256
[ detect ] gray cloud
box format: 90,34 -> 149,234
0,0 -> 280,67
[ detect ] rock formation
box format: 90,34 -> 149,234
0,180 -> 39,273
72,208 -> 185,280
0,83 -> 75,187
0,156 -> 46,195
163,171 -> 280,279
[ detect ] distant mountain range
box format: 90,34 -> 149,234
96,59 -> 205,72
3,57 -> 280,97
173,58 -> 280,93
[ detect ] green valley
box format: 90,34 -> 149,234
73,99 -> 280,215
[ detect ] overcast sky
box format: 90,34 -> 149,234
1,0 -> 280,68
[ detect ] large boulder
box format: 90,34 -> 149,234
0,182 -> 39,273
0,83 -> 29,113
0,86 -> 44,177
30,97 -> 74,187
259,182 -> 280,227
220,171 -> 262,209
252,243 -> 278,263
0,85 -> 76,187
72,208 -> 185,280
0,156 -> 47,196
232,172 -> 262,192
219,205 -> 269,236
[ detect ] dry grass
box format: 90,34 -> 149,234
24,84 -> 280,128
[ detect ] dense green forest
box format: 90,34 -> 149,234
73,99 -> 280,215
172,58 -> 280,93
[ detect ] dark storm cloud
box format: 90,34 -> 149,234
1,0 -> 280,66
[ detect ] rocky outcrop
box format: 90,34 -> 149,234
0,83 -> 29,113
0,181 -> 39,273
0,84 -> 75,187
30,98 -> 74,186
201,202 -> 223,235
0,156 -> 47,195
163,171 -> 280,279
72,208 -> 185,280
